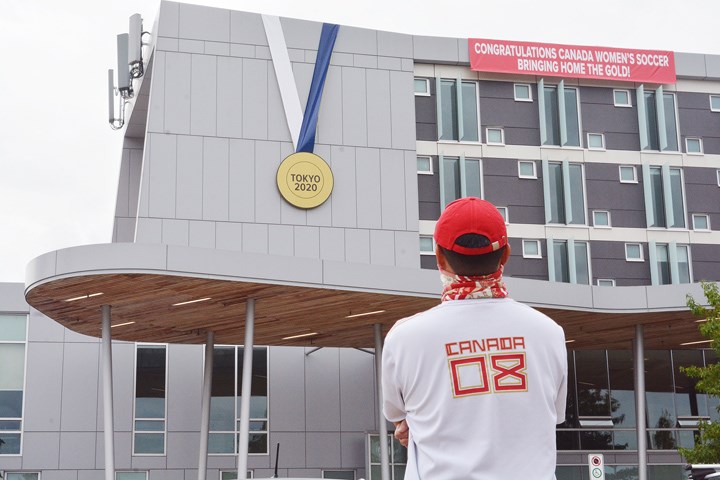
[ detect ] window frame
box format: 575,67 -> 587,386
619,165 -> 638,184
538,79 -> 583,148
485,127 -> 505,145
613,89 -> 632,107
592,210 -> 611,228
625,243 -> 645,262
419,235 -> 435,256
518,160 -> 537,179
416,155 -> 433,175
587,133 -> 605,150
413,77 -> 430,96
542,159 -> 588,226
692,213 -> 711,231
685,137 -> 703,155
132,343 -> 168,456
522,239 -> 542,259
496,206 -> 509,224
597,279 -> 616,287
643,164 -> 687,230
710,94 -> 720,112
116,473 -> 148,480
367,433 -> 407,480
637,85 -> 680,152
547,239 -> 591,285
513,83 -> 533,102
0,314 -> 29,457
438,155 -> 484,208
649,242 -> 692,285
220,470 -> 254,479
436,77 -> 481,143
6,473 -> 40,480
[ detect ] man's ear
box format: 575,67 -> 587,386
435,245 -> 452,273
499,243 -> 511,266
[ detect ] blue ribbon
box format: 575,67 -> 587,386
296,23 -> 340,153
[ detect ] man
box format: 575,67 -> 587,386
382,197 -> 567,479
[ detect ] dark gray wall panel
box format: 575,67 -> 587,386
415,77 -> 437,141
585,163 -> 647,229
417,157 -> 440,221
604,132 -> 641,151
419,201 -> 441,221
416,123 -> 437,141
504,238 -> 548,280
580,87 -> 639,151
684,168 -> 720,227
590,241 -> 650,286
677,92 -> 720,154
478,97 -> 539,129
691,245 -> 720,282
502,127 -> 541,146
484,158 -> 545,224
420,255 -> 437,270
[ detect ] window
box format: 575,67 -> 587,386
710,95 -> 720,112
439,155 -> 482,207
625,243 -> 644,262
496,206 -> 508,223
209,346 -> 268,455
133,344 -> 167,455
637,86 -> 678,151
419,235 -> 434,255
650,242 -> 691,285
619,165 -> 637,183
685,137 -> 703,154
542,160 -> 586,225
587,133 -> 605,150
613,89 -> 632,107
486,127 -> 504,145
548,239 -> 590,284
597,279 -> 615,287
220,471 -> 254,479
416,156 -> 432,174
592,210 -> 611,228
6,474 -> 39,480
413,78 -> 429,96
522,240 -> 542,259
518,160 -> 536,179
323,471 -> 356,479
116,473 -> 147,480
643,164 -> 685,229
538,79 -> 581,147
514,83 -> 532,101
692,214 -> 710,231
0,314 -> 27,455
368,433 -> 407,480
436,78 -> 479,142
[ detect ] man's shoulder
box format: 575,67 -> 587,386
386,303 -> 444,339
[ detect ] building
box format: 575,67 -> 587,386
2,2 -> 720,479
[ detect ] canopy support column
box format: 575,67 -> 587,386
198,330 -> 215,480
101,305 -> 115,480
374,324 -> 390,480
237,299 -> 256,480
634,324 -> 647,480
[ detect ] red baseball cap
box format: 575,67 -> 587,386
434,197 -> 507,255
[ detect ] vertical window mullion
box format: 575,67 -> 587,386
435,76 -> 443,141
542,159 -> 552,223
459,154 -> 467,197
562,160 -> 573,224
656,86 -> 668,151
642,163 -> 655,227
547,238 -> 556,282
456,78 -> 464,142
567,238 -> 577,284
558,80 -> 567,146
438,154 -> 446,208
648,240 -> 658,285
669,241 -> 679,285
637,85 -> 648,150
538,79 -> 547,145
661,164 -> 675,228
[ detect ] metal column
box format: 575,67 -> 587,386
237,299 -> 256,480
198,331 -> 215,480
374,324 -> 391,480
101,305 -> 115,480
634,324 -> 647,480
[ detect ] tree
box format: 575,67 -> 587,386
678,282 -> 720,463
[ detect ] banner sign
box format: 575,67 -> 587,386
469,39 -> 675,84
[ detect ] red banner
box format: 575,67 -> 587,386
468,39 -> 675,84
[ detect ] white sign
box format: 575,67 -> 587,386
588,453 -> 605,480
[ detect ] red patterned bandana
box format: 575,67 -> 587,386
440,266 -> 508,302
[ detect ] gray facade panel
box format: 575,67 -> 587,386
380,149 -> 407,230
242,223 -> 269,254
166,432 -> 200,469
270,431 -> 306,468
228,139 -> 255,222
176,135 -> 204,220
162,218 -> 189,245
58,432 -> 97,469
115,149 -> 130,217
20,431 -> 61,469
334,26 -> 377,55
179,39 -> 203,53
370,229 -> 395,266
269,347 -> 306,432
147,51 -> 166,134
295,226 -> 320,259
306,432 -> 342,469
390,70 -> 416,150
191,54 -> 217,137
24,342 -> 63,431
254,141 -> 283,224
39,471 -> 79,480
305,348 -> 340,431
355,148 -> 383,229
280,17 -> 322,50
202,137 -> 230,221
344,228 -> 370,264
242,58 -> 269,140
267,62 -> 292,143
215,222 -> 243,251
330,146 -> 358,228
413,35 -> 459,64
147,133 -> 177,219
342,67 -> 368,147
341,432 -> 368,472
316,65 -> 344,146
293,61 -> 314,110
28,308 -> 64,342
167,344 -> 203,432
60,343 -> 100,432
164,52 -> 192,134
338,349 -> 376,432
395,231 -> 420,269
706,55 -> 720,78
178,3 -> 230,42
366,69 -> 392,148
157,1 -> 179,38
377,31 -> 413,58
205,41 -> 230,56
269,224 -> 294,256
217,56 -> 244,138
676,52 -> 708,78
98,342 -> 135,433
319,227 -> 345,262
230,11 -> 267,46
404,151 -> 420,231
306,145 -> 333,227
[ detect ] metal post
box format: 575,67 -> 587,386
101,305 -> 115,480
198,331 -> 215,480
237,299 -> 255,480
374,324 -> 391,480
634,324 -> 647,480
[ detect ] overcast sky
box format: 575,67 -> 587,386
1,0 -> 718,282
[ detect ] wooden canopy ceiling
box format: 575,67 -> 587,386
25,272 -> 704,350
